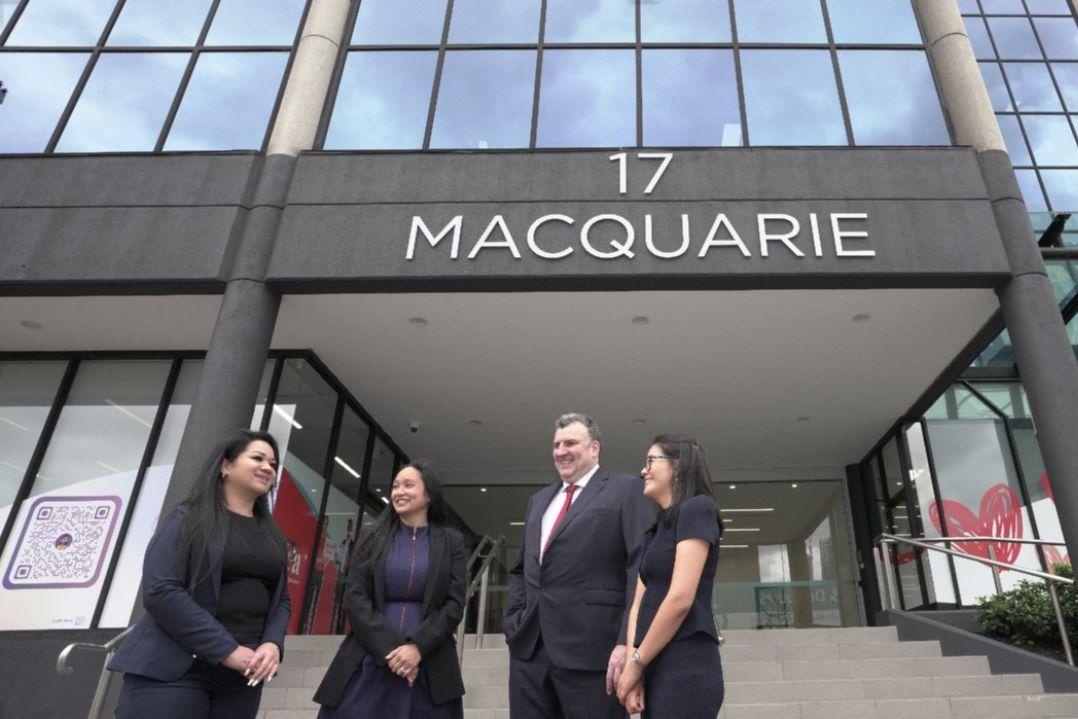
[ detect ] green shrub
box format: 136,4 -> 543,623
974,563 -> 1078,661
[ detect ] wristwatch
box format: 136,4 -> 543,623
631,649 -> 644,668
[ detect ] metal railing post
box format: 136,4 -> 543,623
1047,582 -> 1075,667
476,562 -> 491,649
85,649 -> 117,719
875,544 -> 893,611
987,544 -> 1004,596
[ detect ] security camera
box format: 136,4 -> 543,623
409,421 -> 420,434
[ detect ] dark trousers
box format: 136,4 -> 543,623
509,636 -> 625,719
115,657 -> 262,719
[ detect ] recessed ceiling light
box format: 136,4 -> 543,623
632,418 -> 647,425
724,527 -> 760,532
375,488 -> 382,493
852,313 -> 871,323
795,417 -> 810,423
409,317 -> 429,327
729,484 -> 736,489
631,316 -> 650,326
509,521 -> 526,526
791,483 -> 798,488
480,487 -> 487,492
380,496 -> 389,504
467,419 -> 484,427
19,320 -> 42,330
720,544 -> 749,549
720,507 -> 775,513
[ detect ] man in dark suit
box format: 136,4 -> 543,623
505,413 -> 655,719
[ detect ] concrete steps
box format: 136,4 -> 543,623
257,629 -> 1078,719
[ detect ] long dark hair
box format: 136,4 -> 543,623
178,429 -> 287,588
352,459 -> 450,569
652,433 -> 722,532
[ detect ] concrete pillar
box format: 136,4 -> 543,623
160,0 -> 352,512
915,0 -> 1078,568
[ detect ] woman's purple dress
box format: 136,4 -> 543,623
318,524 -> 463,719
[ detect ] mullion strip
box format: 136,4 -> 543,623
422,0 -> 456,149
0,0 -> 30,45
819,0 -> 855,146
728,0 -> 748,146
528,0 -> 548,149
154,0 -> 221,151
635,0 -> 643,147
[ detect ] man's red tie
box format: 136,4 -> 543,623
542,483 -> 578,558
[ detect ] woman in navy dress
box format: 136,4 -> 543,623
314,460 -> 466,718
616,434 -> 724,718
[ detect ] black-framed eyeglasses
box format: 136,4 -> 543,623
643,455 -> 674,470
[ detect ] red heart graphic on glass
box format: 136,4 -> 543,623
927,483 -> 1023,567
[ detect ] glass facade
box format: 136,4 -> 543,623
0,0 -> 301,153
323,0 -> 949,150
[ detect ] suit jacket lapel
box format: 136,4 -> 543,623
423,524 -> 444,611
373,541 -> 388,609
529,483 -> 560,564
547,469 -> 609,550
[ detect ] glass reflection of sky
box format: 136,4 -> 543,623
536,50 -> 635,148
1042,169 -> 1078,209
987,17 -> 1042,59
1034,18 -> 1078,60
741,50 -> 844,146
1016,169 -> 1048,210
825,0 -> 921,44
204,0 -> 304,46
979,62 -> 1013,111
1023,115 -> 1078,165
840,51 -> 949,146
56,52 -> 187,152
447,0 -> 540,44
544,0 -> 635,43
108,0 -> 211,46
1052,64 -> 1078,111
957,0 -> 980,13
0,52 -> 88,151
735,0 -> 826,44
4,0 -> 113,45
430,50 -> 535,149
324,51 -> 437,149
966,18 -> 997,60
353,0 -> 448,45
165,52 -> 287,151
1025,0 -> 1071,13
642,50 -> 740,147
1003,62 -> 1062,110
640,0 -> 731,43
998,115 -> 1032,164
981,0 -> 1025,13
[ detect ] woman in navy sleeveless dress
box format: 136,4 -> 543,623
616,434 -> 724,719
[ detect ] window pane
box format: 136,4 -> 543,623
165,51 -> 287,150
430,50 -> 534,149
0,361 -> 66,532
536,49 -> 635,148
1052,63 -> 1078,111
998,115 -> 1032,163
204,0 -> 305,46
641,0 -> 731,43
56,52 -> 187,152
826,0 -> 921,44
643,49 -> 741,147
353,0 -> 448,45
957,0 -> 981,13
988,17 -> 1042,59
735,0 -> 827,44
981,0 -> 1026,12
1034,17 -> 1078,60
1026,0 -> 1071,13
3,0 -> 112,46
0,360 -> 170,630
741,50 -> 845,146
965,17 -> 997,60
1016,168 -> 1049,209
544,0 -> 635,42
324,51 -> 436,149
107,0 -> 211,46
447,0 -> 540,44
980,62 -> 1013,110
1003,62 -> 1062,110
840,50 -> 949,145
0,52 -> 88,152
1042,169 -> 1078,209
1023,114 -> 1078,164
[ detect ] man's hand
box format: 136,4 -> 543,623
605,644 -> 627,695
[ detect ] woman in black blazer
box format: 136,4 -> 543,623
109,429 -> 290,719
315,459 -> 467,719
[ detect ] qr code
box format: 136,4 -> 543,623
3,496 -> 122,590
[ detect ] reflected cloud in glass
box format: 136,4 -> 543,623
840,51 -> 949,145
1025,0 -> 1071,14
56,52 -> 187,152
1022,115 -> 1078,165
430,50 -> 535,149
741,50 -> 845,146
826,0 -> 921,44
981,0 -> 1026,13
353,0 -> 448,45
536,49 -> 635,147
957,0 -> 980,13
641,0 -> 731,43
544,0 -> 635,43
1003,62 -> 1062,110
204,0 -> 304,46
965,17 -> 997,60
0,52 -> 88,151
1034,18 -> 1078,60
1052,63 -> 1078,111
1016,169 -> 1048,210
998,115 -> 1032,164
642,49 -> 740,147
108,0 -> 211,46
165,51 -> 287,150
4,0 -> 113,45
324,51 -> 437,149
987,17 -> 1042,59
448,0 -> 540,44
1042,169 -> 1078,209
980,62 -> 1013,111
735,0 -> 826,44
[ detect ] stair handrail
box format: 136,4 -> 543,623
57,626 -> 133,719
874,533 -> 1073,666
457,534 -> 506,663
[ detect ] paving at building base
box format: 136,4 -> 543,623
256,629 -> 1078,719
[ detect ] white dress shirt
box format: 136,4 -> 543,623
539,465 -> 599,560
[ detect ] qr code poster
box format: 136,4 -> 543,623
3,496 -> 122,590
